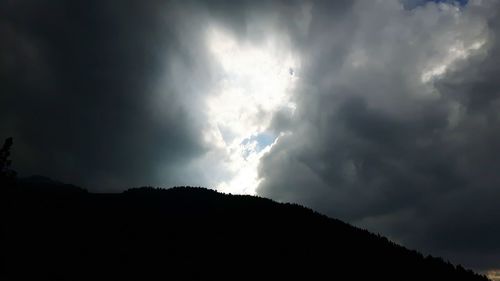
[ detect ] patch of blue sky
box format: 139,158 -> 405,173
240,131 -> 277,157
402,0 -> 468,10
255,132 -> 276,150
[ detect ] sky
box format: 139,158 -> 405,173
1,0 -> 499,273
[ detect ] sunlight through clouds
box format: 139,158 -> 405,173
203,25 -> 299,195
487,270 -> 500,281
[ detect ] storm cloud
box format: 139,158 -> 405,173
258,0 -> 500,270
0,1 -> 206,190
1,0 -> 500,272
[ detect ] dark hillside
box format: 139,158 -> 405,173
1,181 -> 489,281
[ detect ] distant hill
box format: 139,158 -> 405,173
1,180 -> 490,281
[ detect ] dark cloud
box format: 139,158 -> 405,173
258,0 -> 499,270
0,0 -> 208,190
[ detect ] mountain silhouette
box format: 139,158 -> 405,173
1,179 -> 489,281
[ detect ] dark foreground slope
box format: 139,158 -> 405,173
1,181 -> 489,281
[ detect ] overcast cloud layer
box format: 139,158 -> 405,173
258,0 -> 500,270
1,0 -> 500,272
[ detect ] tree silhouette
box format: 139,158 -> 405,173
0,137 -> 16,183
1,185 -> 490,280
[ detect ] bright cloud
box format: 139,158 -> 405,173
421,39 -> 485,83
203,25 -> 299,194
